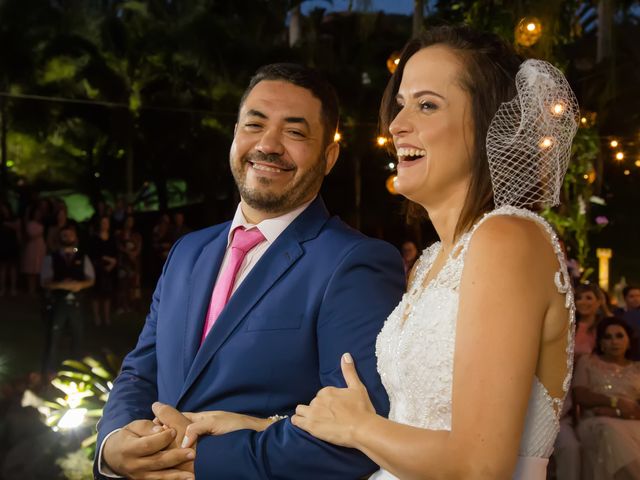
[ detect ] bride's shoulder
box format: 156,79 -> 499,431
463,213 -> 558,278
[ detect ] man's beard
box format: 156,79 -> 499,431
231,151 -> 326,213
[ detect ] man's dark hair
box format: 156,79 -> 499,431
623,285 -> 640,298
239,63 -> 339,147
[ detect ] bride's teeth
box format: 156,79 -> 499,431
253,163 -> 283,173
396,148 -> 426,158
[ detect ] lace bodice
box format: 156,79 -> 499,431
373,206 -> 575,478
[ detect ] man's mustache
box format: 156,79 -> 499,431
243,152 -> 295,171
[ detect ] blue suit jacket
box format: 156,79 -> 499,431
95,197 -> 405,479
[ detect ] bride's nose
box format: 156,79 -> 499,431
389,109 -> 413,137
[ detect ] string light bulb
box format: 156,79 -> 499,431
624,169 -> 630,176
376,136 -> 389,147
515,17 -> 542,47
539,137 -> 553,149
615,152 -> 624,161
610,140 -> 619,148
334,132 -> 341,142
386,175 -> 398,195
386,52 -> 401,74
551,103 -> 565,115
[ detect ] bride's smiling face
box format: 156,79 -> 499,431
390,45 -> 475,207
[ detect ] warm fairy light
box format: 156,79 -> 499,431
515,17 -> 542,47
388,162 -> 395,170
580,117 -> 587,124
334,132 -> 341,142
635,160 -> 640,167
539,137 -> 553,149
583,174 -> 589,180
610,140 -> 619,148
552,103 -> 565,115
387,52 -> 401,74
615,152 -> 624,161
386,175 -> 398,194
376,136 -> 389,146
624,169 -> 631,175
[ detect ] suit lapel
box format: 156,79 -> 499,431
177,197 -> 331,403
182,224 -> 230,380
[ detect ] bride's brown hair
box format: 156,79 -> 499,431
380,25 -> 522,240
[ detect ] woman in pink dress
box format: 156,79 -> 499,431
575,284 -> 613,357
21,206 -> 47,295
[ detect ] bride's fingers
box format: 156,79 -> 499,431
340,353 -> 364,389
295,404 -> 311,417
182,417 -> 223,447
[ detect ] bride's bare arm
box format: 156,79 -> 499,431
152,402 -> 275,448
293,217 -> 564,479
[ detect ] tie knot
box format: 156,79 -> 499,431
231,227 -> 265,253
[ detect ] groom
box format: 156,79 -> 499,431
95,63 -> 406,479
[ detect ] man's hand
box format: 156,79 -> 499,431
102,419 -> 195,480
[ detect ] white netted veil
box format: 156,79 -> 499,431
486,59 -> 579,209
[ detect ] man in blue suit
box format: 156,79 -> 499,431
96,63 -> 405,479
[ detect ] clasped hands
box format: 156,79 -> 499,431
102,353 -> 375,478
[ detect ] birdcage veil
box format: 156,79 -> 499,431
486,59 -> 579,209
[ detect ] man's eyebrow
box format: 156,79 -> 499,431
246,109 -> 268,119
284,117 -> 310,129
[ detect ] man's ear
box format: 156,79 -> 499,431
324,141 -> 340,175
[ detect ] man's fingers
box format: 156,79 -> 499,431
340,353 -> 364,389
133,427 -> 177,455
135,466 -> 194,480
182,415 -> 223,446
131,447 -> 195,474
125,419 -> 158,437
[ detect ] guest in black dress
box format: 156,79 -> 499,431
89,216 -> 118,326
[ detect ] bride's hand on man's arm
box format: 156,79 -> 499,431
152,402 -> 275,449
291,352 -> 377,448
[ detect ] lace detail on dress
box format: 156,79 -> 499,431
375,205 -> 575,468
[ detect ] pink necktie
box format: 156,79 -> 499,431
200,227 -> 265,343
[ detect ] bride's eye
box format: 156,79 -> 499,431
420,101 -> 438,112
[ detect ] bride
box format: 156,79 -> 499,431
158,25 -> 578,478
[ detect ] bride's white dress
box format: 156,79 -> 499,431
372,207 -> 575,479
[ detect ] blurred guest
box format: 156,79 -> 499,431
553,397 -> 581,480
116,215 -> 142,312
45,206 -> 70,253
618,286 -> 640,360
111,197 -> 127,232
0,200 -> 21,297
41,225 -> 94,372
89,216 -> 118,326
21,205 -> 47,295
151,213 -> 172,261
575,284 -> 612,357
168,210 -> 192,243
573,317 -> 640,479
400,240 -> 419,277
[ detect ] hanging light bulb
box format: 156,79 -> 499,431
615,152 -> 624,161
386,175 -> 398,195
515,17 -> 543,47
334,131 -> 342,142
551,102 -> 565,116
539,137 -> 554,149
610,139 -> 619,148
376,136 -> 389,147
386,52 -> 401,74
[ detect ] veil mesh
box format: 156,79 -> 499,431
486,59 -> 579,209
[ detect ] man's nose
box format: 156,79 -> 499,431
255,129 -> 285,156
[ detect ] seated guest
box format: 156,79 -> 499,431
573,317 -> 640,480
618,286 -> 640,359
575,284 -> 612,357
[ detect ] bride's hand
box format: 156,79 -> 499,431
291,353 -> 376,448
180,411 -> 274,448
